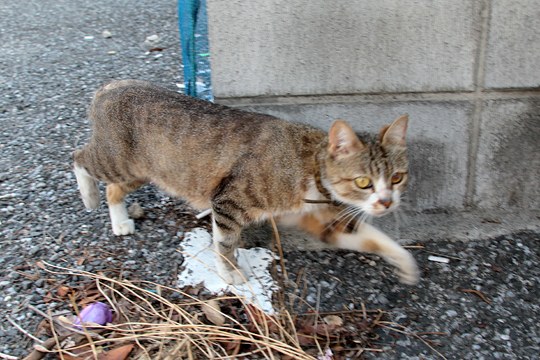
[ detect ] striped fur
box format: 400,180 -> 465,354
73,80 -> 418,285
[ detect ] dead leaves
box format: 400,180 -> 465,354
294,314 -> 345,346
61,344 -> 134,360
323,315 -> 343,327
57,285 -> 72,298
201,299 -> 226,326
245,304 -> 279,333
99,344 -> 134,360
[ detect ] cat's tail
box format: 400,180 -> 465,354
73,149 -> 100,209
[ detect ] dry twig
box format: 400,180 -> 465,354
460,288 -> 491,304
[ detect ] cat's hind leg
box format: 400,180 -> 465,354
73,155 -> 100,209
106,181 -> 145,236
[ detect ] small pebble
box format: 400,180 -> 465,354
28,247 -> 41,256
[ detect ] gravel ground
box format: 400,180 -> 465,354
1,1 -> 539,359
282,231 -> 540,359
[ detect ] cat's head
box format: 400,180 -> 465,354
322,115 -> 409,217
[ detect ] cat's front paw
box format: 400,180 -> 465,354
394,252 -> 420,285
398,266 -> 420,285
112,219 -> 135,236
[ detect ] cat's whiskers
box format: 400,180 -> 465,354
323,205 -> 357,233
397,193 -> 413,211
321,206 -> 351,233
334,205 -> 355,223
393,207 -> 412,240
341,206 -> 363,232
360,211 -> 371,223
335,206 -> 368,234
392,211 -> 402,239
394,206 -> 410,226
326,205 -> 393,236
355,211 -> 372,232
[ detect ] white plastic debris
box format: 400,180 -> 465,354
102,30 -> 112,38
177,228 -> 278,314
195,208 -> 211,219
145,34 -> 160,42
428,255 -> 450,263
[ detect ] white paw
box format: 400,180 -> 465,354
218,266 -> 247,285
112,219 -> 135,236
398,265 -> 420,285
394,253 -> 420,285
74,163 -> 100,209
383,249 -> 419,285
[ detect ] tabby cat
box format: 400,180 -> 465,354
73,80 -> 419,285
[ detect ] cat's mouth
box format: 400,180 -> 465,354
368,208 -> 391,217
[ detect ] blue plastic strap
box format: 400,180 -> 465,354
178,0 -> 200,97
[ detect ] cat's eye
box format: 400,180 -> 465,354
391,172 -> 405,185
354,176 -> 373,189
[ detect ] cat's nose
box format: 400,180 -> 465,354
378,198 -> 392,208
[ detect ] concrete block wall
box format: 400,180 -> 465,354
206,0 -> 540,211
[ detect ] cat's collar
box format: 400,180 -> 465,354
304,167 -> 341,206
303,198 -> 342,206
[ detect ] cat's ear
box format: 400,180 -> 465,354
381,114 -> 408,147
328,120 -> 365,159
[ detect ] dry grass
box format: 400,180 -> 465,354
21,259 -> 400,360
15,222 -> 447,359
30,262 -> 312,359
